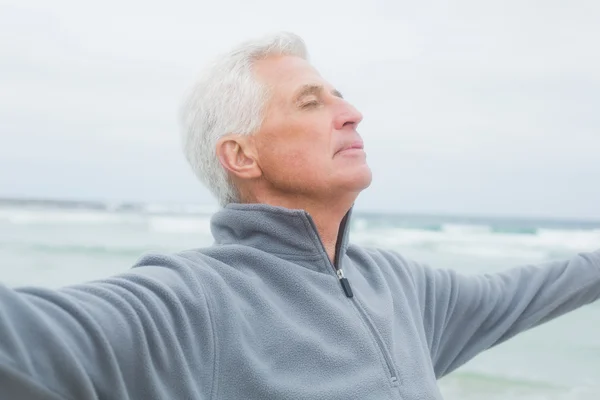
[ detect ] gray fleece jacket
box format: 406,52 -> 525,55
1,203 -> 600,400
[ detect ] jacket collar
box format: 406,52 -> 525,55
210,203 -> 353,273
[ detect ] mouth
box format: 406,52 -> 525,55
336,140 -> 365,155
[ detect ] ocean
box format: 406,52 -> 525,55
1,198 -> 599,399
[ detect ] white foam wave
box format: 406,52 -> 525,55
147,216 -> 212,234
351,225 -> 600,260
0,208 -> 137,225
3,206 -> 598,257
535,229 -> 600,251
0,207 -> 214,235
141,203 -> 218,215
442,223 -> 493,235
436,244 -> 550,260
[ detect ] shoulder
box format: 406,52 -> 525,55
126,245 -> 259,288
120,248 -> 221,290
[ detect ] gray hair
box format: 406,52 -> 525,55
180,32 -> 309,206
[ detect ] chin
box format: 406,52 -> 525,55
340,166 -> 373,192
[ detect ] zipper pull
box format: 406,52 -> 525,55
336,269 -> 354,298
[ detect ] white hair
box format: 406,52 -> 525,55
180,32 -> 309,206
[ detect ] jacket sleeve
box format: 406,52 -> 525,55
0,254 -> 215,400
403,250 -> 600,378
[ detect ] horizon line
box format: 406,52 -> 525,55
1,195 -> 600,224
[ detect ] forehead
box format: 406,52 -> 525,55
253,55 -> 327,98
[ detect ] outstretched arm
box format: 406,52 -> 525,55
402,250 -> 600,378
0,254 -> 215,400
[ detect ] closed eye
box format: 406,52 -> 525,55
300,100 -> 320,109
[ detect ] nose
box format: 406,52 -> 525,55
334,99 -> 363,131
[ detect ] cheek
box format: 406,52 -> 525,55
266,144 -> 318,172
259,136 -> 333,182
260,130 -> 327,165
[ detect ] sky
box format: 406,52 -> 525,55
1,0 -> 599,219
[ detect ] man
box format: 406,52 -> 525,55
1,32 -> 599,400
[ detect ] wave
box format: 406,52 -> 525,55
0,197 -> 218,216
441,223 -> 493,235
147,216 -> 213,234
141,203 -> 218,215
0,208 -> 142,225
443,370 -> 567,390
491,226 -> 538,235
440,370 -> 600,400
3,242 -> 158,257
0,209 -> 214,236
2,205 -> 599,257
351,223 -> 600,260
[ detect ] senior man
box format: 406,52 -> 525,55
1,32 -> 599,400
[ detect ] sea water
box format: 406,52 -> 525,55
1,199 -> 599,399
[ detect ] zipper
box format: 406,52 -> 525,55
333,213 -> 354,298
306,212 -> 355,297
305,211 -> 399,385
336,268 -> 353,298
351,298 -> 399,385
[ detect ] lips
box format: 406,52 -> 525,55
336,140 -> 364,154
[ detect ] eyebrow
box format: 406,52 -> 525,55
293,84 -> 344,103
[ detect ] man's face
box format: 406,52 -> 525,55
252,55 -> 372,200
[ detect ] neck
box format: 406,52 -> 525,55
242,191 -> 355,263
304,202 -> 349,264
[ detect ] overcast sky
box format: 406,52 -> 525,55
1,0 -> 599,219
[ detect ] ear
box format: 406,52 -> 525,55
216,135 -> 263,180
